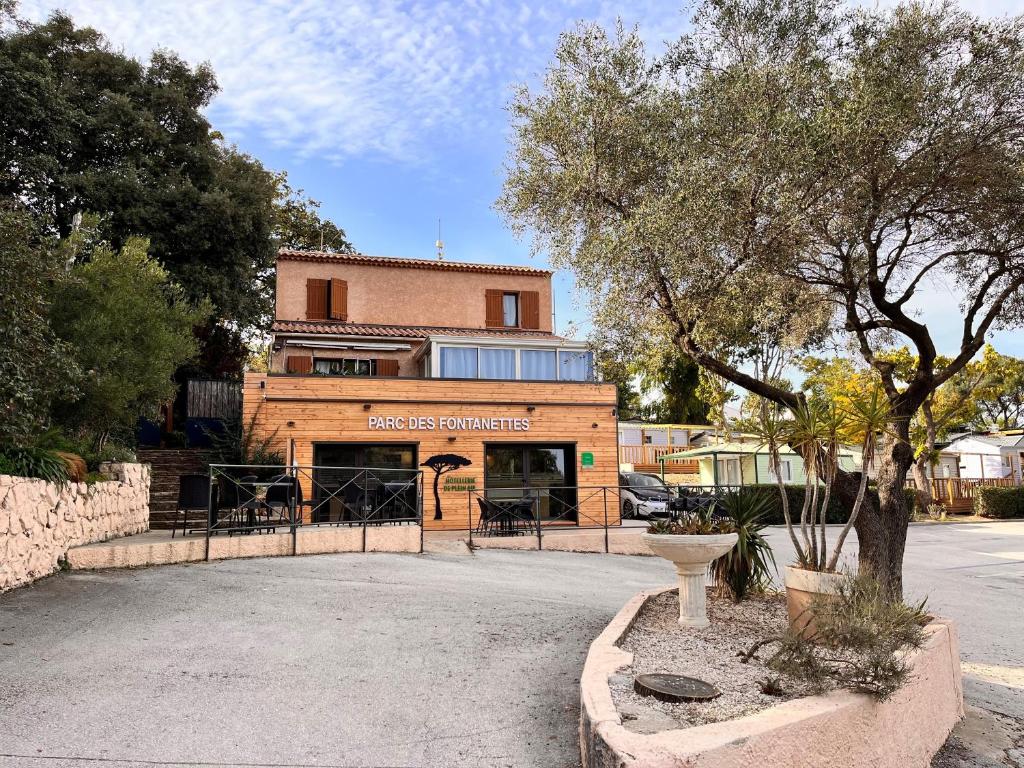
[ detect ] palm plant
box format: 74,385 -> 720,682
710,490 -> 777,600
744,386 -> 890,573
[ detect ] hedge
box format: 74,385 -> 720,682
974,486 -> 1024,519
735,484 -> 919,525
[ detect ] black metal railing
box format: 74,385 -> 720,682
460,483 -> 741,552
176,464 -> 424,558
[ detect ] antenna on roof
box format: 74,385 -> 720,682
435,218 -> 445,261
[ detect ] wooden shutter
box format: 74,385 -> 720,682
520,291 -> 540,329
306,278 -> 329,320
286,355 -> 313,374
375,358 -> 399,377
485,289 -> 504,327
330,278 -> 348,321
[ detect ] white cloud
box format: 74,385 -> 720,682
16,0 -> 681,163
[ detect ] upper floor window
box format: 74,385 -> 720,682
307,278 -> 347,321
314,358 -> 374,376
502,293 -> 518,327
558,351 -> 594,381
436,345 -> 594,381
485,289 -> 540,329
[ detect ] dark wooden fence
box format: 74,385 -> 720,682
187,380 -> 242,420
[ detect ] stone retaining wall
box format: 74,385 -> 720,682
0,463 -> 150,592
580,587 -> 964,768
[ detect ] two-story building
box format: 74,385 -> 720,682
242,249 -> 620,529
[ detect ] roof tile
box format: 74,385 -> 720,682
271,320 -> 563,340
277,249 -> 552,276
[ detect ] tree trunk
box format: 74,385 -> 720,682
833,431 -> 914,601
432,471 -> 443,520
910,457 -> 933,513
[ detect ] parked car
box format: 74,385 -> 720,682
619,472 -> 685,519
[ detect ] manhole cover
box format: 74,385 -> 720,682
634,674 -> 721,703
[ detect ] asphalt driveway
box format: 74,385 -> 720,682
0,521 -> 1021,768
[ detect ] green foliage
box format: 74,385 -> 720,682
764,573 -> 928,701
48,235 -> 208,443
0,205 -> 80,442
0,446 -> 71,485
205,411 -> 283,467
35,427 -> 135,472
974,486 -> 1024,519
1,11 -> 353,376
710,490 -> 777,601
743,485 -> 918,526
643,354 -> 710,424
646,512 -> 734,535
273,175 -> 354,253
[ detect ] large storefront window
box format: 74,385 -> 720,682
312,443 -> 419,523
484,444 -> 577,522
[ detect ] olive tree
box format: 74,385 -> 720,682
498,0 -> 1024,597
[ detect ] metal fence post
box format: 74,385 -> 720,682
205,467 -> 213,562
603,486 -> 609,553
419,472 -> 425,554
536,490 -> 543,550
467,490 -> 474,548
290,475 -> 298,557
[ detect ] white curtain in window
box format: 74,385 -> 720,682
480,348 -> 515,379
558,351 -> 593,381
502,293 -> 518,326
521,349 -> 556,380
440,347 -> 478,378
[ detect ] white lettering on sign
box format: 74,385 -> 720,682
368,415 -> 530,431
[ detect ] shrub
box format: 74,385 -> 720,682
710,490 -> 777,601
35,428 -> 136,472
0,446 -> 71,485
745,484 -> 919,525
741,572 -> 928,701
975,486 -> 1024,519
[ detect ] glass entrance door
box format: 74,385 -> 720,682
484,444 -> 577,522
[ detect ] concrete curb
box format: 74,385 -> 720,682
580,587 -> 964,768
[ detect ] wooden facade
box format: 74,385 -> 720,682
242,373 -> 620,530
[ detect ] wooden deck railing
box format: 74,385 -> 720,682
906,477 -> 1019,511
620,445 -> 699,471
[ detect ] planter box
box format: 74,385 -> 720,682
579,587 -> 963,768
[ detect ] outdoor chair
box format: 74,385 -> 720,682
262,474 -> 302,531
510,498 -> 537,535
476,497 -> 520,536
214,474 -> 258,533
339,483 -> 368,528
173,474 -> 213,538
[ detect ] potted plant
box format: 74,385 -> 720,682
641,513 -> 738,628
751,388 -> 889,633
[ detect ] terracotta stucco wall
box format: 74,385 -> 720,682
242,373 -> 618,530
276,258 -> 553,331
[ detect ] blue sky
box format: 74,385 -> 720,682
18,0 -> 1024,360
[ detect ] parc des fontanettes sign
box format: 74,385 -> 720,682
368,416 -> 530,431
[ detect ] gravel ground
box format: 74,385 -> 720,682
610,589 -> 825,731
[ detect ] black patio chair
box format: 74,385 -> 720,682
173,474 -> 213,538
510,498 -> 537,535
476,497 -> 517,536
262,474 -> 302,531
215,474 -> 258,533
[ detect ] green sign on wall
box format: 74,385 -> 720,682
443,475 -> 478,492
581,451 -> 595,468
